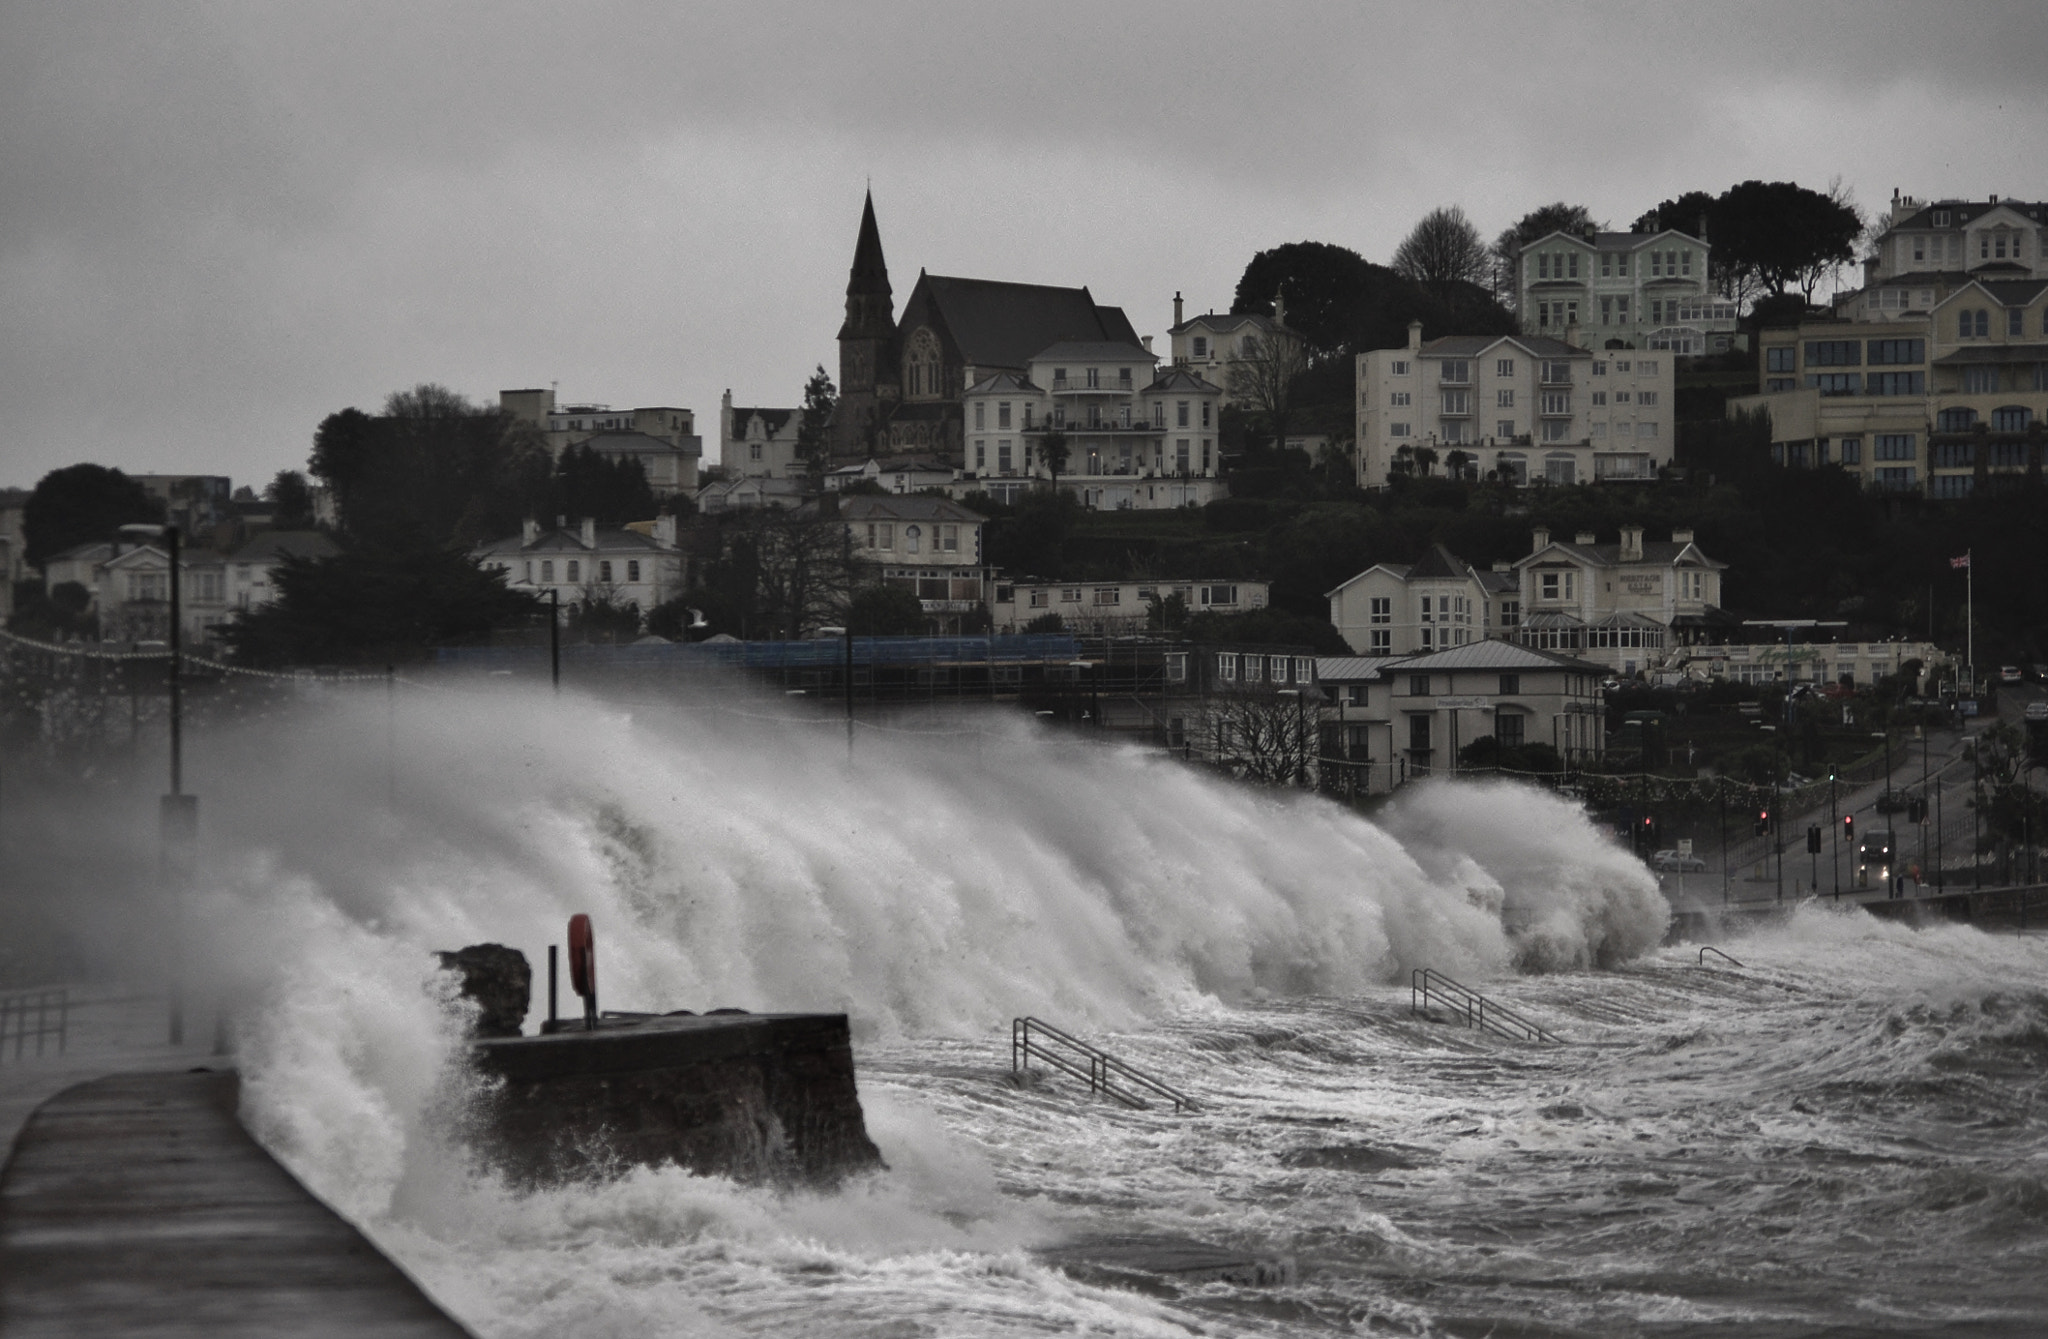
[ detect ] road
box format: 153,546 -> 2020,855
1655,679 -> 2047,907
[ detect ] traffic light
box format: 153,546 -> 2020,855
1642,815 -> 1657,848
1843,814 -> 1855,840
1806,825 -> 1822,854
1754,808 -> 1770,837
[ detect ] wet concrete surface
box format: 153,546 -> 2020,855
0,1069 -> 471,1338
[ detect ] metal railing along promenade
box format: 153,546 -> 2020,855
0,987 -> 69,1061
1010,1016 -> 1198,1112
1410,969 -> 1560,1043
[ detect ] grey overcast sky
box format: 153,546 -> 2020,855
4,0 -> 2046,493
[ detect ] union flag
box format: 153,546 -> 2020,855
1950,554 -> 1970,570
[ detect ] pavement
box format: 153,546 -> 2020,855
0,990 -> 472,1338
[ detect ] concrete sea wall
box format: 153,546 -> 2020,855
469,1013 -> 885,1188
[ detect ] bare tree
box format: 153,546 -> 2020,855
1193,685 -> 1318,787
1226,329 -> 1311,453
1392,206 -> 1489,291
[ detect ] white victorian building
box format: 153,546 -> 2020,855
1355,323 -> 1674,489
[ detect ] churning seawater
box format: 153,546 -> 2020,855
166,687 -> 2046,1337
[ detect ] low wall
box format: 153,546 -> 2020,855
469,1013 -> 884,1188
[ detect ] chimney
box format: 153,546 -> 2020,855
653,514 -> 677,549
1141,336 -> 1152,353
1620,525 -> 1644,562
1491,559 -> 1511,573
1173,291 -> 1184,327
1531,526 -> 1549,553
1408,320 -> 1424,352
1565,320 -> 1581,350
522,517 -> 538,546
1671,527 -> 1694,545
1575,530 -> 1596,546
1273,288 -> 1287,328
580,517 -> 596,548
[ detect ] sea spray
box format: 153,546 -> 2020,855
70,683 -> 2042,1336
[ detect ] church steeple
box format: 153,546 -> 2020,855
832,190 -> 898,460
846,190 -> 891,304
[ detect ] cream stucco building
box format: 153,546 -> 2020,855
1355,324 -> 1674,489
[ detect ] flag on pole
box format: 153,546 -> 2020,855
1950,553 -> 1971,570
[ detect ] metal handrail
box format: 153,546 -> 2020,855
1697,946 -> 1746,968
0,988 -> 68,1062
1410,969 -> 1560,1043
1011,1016 -> 1198,1112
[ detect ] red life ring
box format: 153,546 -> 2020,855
567,914 -> 595,999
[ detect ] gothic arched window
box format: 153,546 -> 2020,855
906,328 -> 943,400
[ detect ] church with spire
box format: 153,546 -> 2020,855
827,192 -> 1147,464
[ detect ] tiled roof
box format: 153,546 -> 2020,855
1316,655 -> 1406,681
1934,343 -> 2048,365
1394,639 -> 1607,675
476,526 -> 667,557
1145,368 -> 1223,393
1978,279 -> 2048,303
229,530 -> 338,563
1404,543 -> 1473,582
1030,340 -> 1155,363
579,430 -> 698,455
1419,334 -> 1584,358
1168,311 -> 1286,336
965,371 -> 1040,394
730,408 -> 796,435
916,274 -> 1139,371
838,494 -> 986,524
1889,199 -> 2048,232
1522,539 -> 1724,570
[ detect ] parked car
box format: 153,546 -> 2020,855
2001,665 -> 2024,684
2026,701 -> 2048,722
1650,849 -> 1708,873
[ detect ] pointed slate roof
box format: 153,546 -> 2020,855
1145,367 -> 1222,393
846,191 -> 890,300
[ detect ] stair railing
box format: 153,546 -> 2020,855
1697,946 -> 1745,968
1011,1016 -> 1198,1112
1410,969 -> 1560,1043
0,987 -> 68,1062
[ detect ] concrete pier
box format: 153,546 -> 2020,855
0,1070 -> 471,1338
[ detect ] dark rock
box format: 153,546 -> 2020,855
469,1013 -> 885,1188
1279,1144 -> 1418,1173
1038,1235 -> 1296,1293
434,944 -> 531,1038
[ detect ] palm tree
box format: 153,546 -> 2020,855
1039,429 -> 1070,496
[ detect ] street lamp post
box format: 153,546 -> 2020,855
1762,724 -> 1783,901
119,523 -> 192,1046
1873,729 -> 1896,898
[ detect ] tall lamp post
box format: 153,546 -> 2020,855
1761,723 -> 1783,901
119,523 -> 193,1045
1873,729 -> 1896,898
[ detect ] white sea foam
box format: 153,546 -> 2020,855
143,683 -> 2048,1335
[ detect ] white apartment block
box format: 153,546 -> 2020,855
1355,324 -> 1674,489
961,343 -> 1225,510
1730,277 -> 2048,498
1519,229 -> 1736,355
990,577 -> 1268,634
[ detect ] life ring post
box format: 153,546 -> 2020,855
567,914 -> 597,1031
